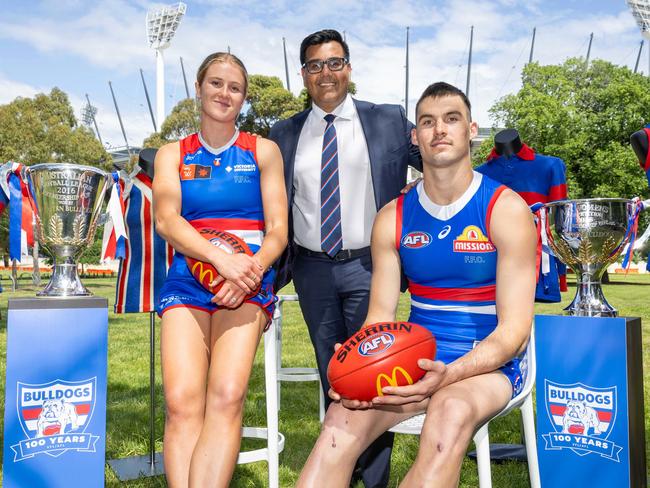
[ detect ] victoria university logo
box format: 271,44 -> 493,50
11,378 -> 100,461
542,380 -> 622,462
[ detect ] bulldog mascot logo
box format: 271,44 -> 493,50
11,378 -> 100,460
562,399 -> 603,436
36,399 -> 81,437
542,380 -> 622,462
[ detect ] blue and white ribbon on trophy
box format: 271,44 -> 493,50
100,171 -> 127,261
621,198 -> 650,271
3,162 -> 34,262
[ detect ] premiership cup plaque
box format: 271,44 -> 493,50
543,198 -> 641,317
25,163 -> 110,297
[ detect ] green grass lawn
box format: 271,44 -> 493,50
0,273 -> 648,487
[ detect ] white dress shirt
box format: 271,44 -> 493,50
292,95 -> 376,252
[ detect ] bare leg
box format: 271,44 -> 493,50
298,400 -> 428,488
161,307 -> 211,488
400,372 -> 512,488
189,304 -> 266,488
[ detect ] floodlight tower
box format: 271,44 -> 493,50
627,0 -> 650,74
146,2 -> 186,130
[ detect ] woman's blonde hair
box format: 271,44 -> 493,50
196,52 -> 248,94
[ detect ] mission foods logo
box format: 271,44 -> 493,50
542,380 -> 622,462
453,225 -> 494,253
11,378 -> 100,461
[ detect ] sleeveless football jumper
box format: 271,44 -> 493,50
396,172 -> 523,397
157,131 -> 276,320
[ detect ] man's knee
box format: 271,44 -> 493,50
425,394 -> 478,441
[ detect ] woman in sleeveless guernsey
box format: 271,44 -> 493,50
153,52 -> 288,487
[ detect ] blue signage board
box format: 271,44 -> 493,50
535,315 -> 646,488
2,297 -> 108,488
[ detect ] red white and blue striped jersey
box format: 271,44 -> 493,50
397,173 -> 505,346
114,168 -> 174,313
476,144 -> 568,302
178,131 -> 264,248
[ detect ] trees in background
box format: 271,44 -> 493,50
0,88 -> 109,169
143,74 -> 302,146
483,58 -> 650,199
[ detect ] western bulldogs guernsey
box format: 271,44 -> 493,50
397,172 -> 522,396
157,131 -> 276,318
476,144 -> 568,302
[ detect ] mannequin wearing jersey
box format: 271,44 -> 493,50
476,128 -> 568,302
153,52 -> 287,488
631,127 -> 650,188
297,82 -> 536,487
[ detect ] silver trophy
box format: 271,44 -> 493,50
2,163 -> 111,297
544,198 -> 648,317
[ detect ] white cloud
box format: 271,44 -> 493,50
0,0 -> 646,143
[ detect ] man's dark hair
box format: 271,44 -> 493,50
300,29 -> 350,65
415,82 -> 472,120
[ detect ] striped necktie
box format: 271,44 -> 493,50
320,114 -> 343,257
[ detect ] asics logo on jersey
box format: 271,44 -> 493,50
438,225 -> 451,239
402,232 -> 431,248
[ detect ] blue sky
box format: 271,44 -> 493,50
0,0 -> 644,150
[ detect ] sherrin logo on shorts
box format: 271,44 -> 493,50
358,332 -> 395,356
453,225 -> 495,252
402,231 -> 431,248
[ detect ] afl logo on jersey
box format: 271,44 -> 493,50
453,225 -> 495,252
402,232 -> 432,248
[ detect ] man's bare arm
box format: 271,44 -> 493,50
374,189 -> 536,404
329,199 -> 404,408
443,189 -> 536,384
364,199 -> 403,325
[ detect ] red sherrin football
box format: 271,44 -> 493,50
185,228 -> 255,295
327,322 -> 436,401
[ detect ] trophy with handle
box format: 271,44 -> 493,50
543,197 -> 649,316
1,162 -> 111,297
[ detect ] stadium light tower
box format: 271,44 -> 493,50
146,2 -> 186,130
628,0 -> 650,39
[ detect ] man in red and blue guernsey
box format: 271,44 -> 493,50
475,128 -> 568,302
297,82 -> 537,487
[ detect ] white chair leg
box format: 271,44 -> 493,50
474,423 -> 492,488
521,395 -> 540,488
274,305 -> 283,413
318,379 -> 325,422
265,321 -> 280,488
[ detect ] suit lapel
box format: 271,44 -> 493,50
354,99 -> 381,209
284,109 -> 310,204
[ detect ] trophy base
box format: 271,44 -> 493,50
565,279 -> 617,317
37,263 -> 92,297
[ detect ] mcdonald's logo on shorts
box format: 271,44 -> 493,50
376,366 -> 413,397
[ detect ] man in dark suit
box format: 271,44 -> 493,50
268,29 -> 421,488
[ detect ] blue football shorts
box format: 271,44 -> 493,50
157,253 -> 277,328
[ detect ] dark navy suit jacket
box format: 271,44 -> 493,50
268,98 -> 422,290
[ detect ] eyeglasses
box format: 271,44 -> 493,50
302,57 -> 349,74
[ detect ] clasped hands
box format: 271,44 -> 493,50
209,253 -> 264,308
